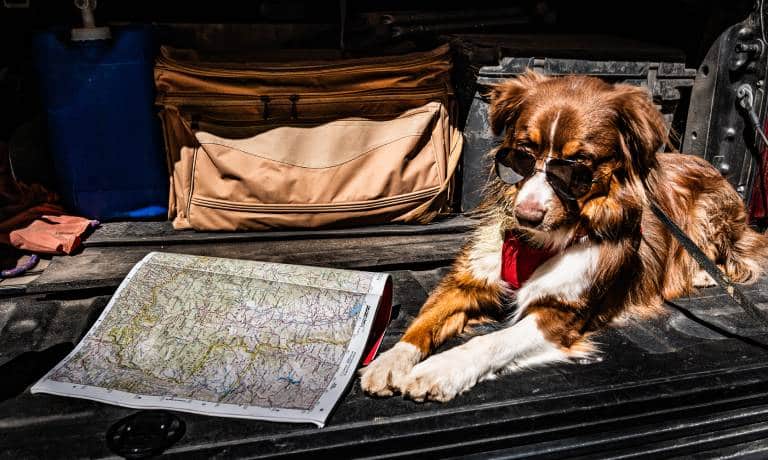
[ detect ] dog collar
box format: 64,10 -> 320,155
500,232 -> 558,289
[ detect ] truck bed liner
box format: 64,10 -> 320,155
2,224 -> 768,458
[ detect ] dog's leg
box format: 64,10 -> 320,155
360,268 -> 504,396
360,221 -> 506,397
401,240 -> 620,402
401,313 -> 574,402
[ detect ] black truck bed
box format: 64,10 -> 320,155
2,218 -> 768,458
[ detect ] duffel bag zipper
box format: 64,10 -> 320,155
190,186 -> 440,214
157,85 -> 451,106
156,45 -> 450,77
182,104 -> 435,127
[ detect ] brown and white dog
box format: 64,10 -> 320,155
360,70 -> 768,402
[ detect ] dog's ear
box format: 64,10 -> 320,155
488,70 -> 548,136
611,84 -> 667,177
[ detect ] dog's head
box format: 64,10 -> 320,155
486,70 -> 667,247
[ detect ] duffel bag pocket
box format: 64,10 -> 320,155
186,101 -> 453,231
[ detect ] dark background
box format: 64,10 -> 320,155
0,0 -> 756,187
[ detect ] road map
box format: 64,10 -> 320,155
31,252 -> 392,427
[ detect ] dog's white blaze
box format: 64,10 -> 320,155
547,110 -> 561,158
515,242 -> 599,313
466,219 -> 505,284
407,314 -> 568,394
515,172 -> 554,210
514,109 -> 560,212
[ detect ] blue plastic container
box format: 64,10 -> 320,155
34,27 -> 168,220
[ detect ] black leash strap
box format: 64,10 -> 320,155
650,202 -> 768,327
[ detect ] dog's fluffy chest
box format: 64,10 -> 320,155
467,222 -> 599,315
514,242 -> 600,311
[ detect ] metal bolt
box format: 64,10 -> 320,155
737,26 -> 753,38
737,84 -> 755,110
736,42 -> 761,54
725,127 -> 736,140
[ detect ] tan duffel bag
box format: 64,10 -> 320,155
155,45 -> 462,231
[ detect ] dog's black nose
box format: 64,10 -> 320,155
515,201 -> 545,227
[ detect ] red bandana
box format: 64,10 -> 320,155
501,232 -> 558,289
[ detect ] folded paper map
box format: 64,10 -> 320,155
31,252 -> 392,427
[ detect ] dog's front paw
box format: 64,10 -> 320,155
402,348 -> 483,402
360,342 -> 422,397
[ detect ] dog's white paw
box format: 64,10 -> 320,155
693,269 -> 717,288
359,342 -> 422,397
402,348 -> 484,402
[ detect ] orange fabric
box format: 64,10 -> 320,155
1,143 -> 96,255
0,203 -> 96,255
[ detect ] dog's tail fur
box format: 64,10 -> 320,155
725,227 -> 768,284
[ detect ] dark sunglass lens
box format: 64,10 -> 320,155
569,164 -> 594,197
495,148 -> 535,185
495,148 -> 513,166
545,173 -> 571,198
510,150 -> 536,177
496,162 -> 525,184
547,160 -> 593,198
546,160 -> 571,182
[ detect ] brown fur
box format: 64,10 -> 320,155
402,245 -> 506,355
482,71 -> 766,345
362,70 -> 768,400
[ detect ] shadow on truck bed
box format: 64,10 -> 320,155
2,217 -> 768,458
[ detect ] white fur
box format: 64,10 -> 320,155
466,220 -> 505,284
515,172 -> 555,211
515,109 -> 561,216
402,314 -> 568,402
692,269 -> 717,288
515,242 -> 599,319
547,110 -> 561,158
359,342 -> 422,396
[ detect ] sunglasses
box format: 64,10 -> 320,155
494,148 -> 608,200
